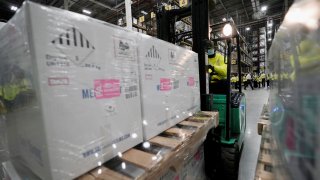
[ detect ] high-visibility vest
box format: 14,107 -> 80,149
243,76 -> 247,82
2,78 -> 31,101
208,52 -> 227,81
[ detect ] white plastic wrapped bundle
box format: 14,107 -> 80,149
0,2 -> 143,179
0,1 -> 201,179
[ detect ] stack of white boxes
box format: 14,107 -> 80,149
0,2 -> 200,179
0,2 -> 142,179
137,34 -> 200,140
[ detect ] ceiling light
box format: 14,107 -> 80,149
268,38 -> 272,41
10,5 -> 18,11
267,23 -> 273,27
222,18 -> 227,21
82,9 -> 92,15
141,10 -> 148,15
261,6 -> 267,11
222,23 -> 232,36
246,27 -> 250,31
267,30 -> 272,34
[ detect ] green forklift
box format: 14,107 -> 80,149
203,21 -> 247,180
156,1 -> 247,179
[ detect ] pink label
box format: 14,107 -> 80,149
188,77 -> 195,86
94,79 -> 120,99
160,78 -> 172,91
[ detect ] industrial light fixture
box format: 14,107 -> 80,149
222,18 -> 227,21
141,10 -> 148,15
10,5 -> 18,11
82,9 -> 92,15
261,6 -> 267,11
246,27 -> 250,31
222,23 -> 232,36
267,30 -> 272,34
268,38 -> 272,41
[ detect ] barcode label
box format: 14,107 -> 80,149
125,91 -> 138,99
125,85 -> 138,92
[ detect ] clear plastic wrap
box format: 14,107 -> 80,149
0,1 -> 202,180
268,0 -> 320,179
137,34 -> 200,140
0,2 -> 143,179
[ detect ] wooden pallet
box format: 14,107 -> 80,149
77,111 -> 219,180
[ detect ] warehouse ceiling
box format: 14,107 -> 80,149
1,0 -> 294,43
0,0 -> 156,24
1,0 -> 293,24
210,0 -> 294,32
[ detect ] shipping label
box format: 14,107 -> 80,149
94,79 -> 121,99
82,79 -> 121,99
113,36 -> 136,61
159,78 -> 172,91
143,45 -> 164,71
48,27 -> 101,70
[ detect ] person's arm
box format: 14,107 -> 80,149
214,65 -> 227,77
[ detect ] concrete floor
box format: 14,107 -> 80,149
238,88 -> 269,180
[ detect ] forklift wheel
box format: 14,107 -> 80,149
221,143 -> 240,180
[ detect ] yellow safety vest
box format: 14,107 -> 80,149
243,76 -> 247,82
208,53 -> 227,82
2,78 -> 31,101
289,39 -> 320,80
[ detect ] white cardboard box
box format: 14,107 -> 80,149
0,2 -> 142,179
137,34 -> 200,140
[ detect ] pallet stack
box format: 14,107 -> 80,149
255,104 -> 274,180
77,111 -> 219,180
255,104 -> 291,180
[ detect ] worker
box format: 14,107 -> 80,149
0,64 -> 32,111
243,74 -> 247,90
260,72 -> 266,88
266,74 -> 270,89
269,73 -> 274,88
231,75 -> 236,89
257,73 -> 262,88
235,75 -> 239,89
245,73 -> 254,90
207,48 -> 228,94
253,73 -> 258,88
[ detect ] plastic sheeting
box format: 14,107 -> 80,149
268,0 -> 320,179
0,1 -> 200,180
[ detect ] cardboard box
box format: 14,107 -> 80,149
137,34 -> 200,140
0,2 -> 142,179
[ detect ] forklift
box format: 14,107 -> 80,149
156,1 -> 247,179
202,21 -> 246,179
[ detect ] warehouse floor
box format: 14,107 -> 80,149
238,88 -> 269,180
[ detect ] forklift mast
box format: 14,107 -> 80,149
156,0 -> 209,110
